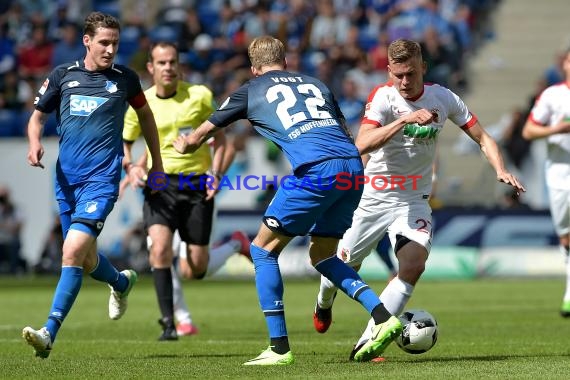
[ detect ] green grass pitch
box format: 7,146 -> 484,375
1,276 -> 569,379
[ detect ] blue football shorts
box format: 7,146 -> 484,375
263,157 -> 364,238
55,180 -> 118,237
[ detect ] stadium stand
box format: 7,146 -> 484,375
4,0 -> 566,210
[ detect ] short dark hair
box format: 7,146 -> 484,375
83,11 -> 120,37
148,41 -> 179,63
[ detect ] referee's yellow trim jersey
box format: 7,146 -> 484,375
123,82 -> 216,175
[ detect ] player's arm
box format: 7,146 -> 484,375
133,150 -> 148,167
119,148 -> 148,198
356,121 -> 403,155
26,109 -> 48,169
123,102 -> 148,188
356,109 -> 435,155
210,130 -> 226,177
133,102 -> 163,174
205,130 -> 227,200
462,121 -> 526,193
174,84 -> 248,154
122,140 -> 148,190
522,117 -> 570,140
122,139 -> 148,170
522,88 -> 570,140
122,140 -> 135,172
173,120 -> 221,154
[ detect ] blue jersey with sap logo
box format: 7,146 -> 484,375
208,70 -> 360,172
35,61 -> 144,185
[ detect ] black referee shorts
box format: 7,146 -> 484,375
143,174 -> 214,245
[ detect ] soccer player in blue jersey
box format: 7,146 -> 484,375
173,35 -> 402,365
23,12 -> 163,359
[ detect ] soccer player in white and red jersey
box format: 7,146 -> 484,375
523,47 -> 570,317
313,39 -> 525,360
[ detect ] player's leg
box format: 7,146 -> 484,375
82,184 -> 137,321
178,191 -> 251,278
382,238 -> 428,313
308,158 -> 401,361
88,243 -> 137,321
314,211 -> 384,333
351,209 -> 432,359
174,186 -> 242,335
548,187 -> 570,316
243,223 -> 294,366
229,230 -> 252,261
23,228 -> 93,359
374,207 -> 432,316
311,221 -> 401,362
86,211 -> 136,320
177,185 -> 214,279
206,231 -> 252,271
23,182 -> 129,358
143,182 -> 180,340
351,238 -> 428,356
244,176 -> 314,365
312,245 -> 402,363
376,235 -> 397,280
169,231 -> 198,335
148,224 -> 177,340
171,264 -> 198,336
560,233 -> 570,317
178,236 -> 251,279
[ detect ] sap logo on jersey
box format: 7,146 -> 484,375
70,95 -> 108,116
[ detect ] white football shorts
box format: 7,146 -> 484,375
337,201 -> 433,266
548,186 -> 570,236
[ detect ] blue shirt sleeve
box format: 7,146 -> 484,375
208,83 -> 249,128
35,66 -> 66,114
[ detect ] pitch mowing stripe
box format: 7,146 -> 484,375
1,337 -> 360,346
0,325 -> 22,330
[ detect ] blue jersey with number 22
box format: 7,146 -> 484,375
209,70 -> 360,172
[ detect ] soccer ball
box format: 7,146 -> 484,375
395,309 -> 438,354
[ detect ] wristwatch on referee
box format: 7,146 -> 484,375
123,161 -> 134,173
208,169 -> 222,180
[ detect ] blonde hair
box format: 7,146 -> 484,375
388,39 -> 423,64
248,36 -> 286,70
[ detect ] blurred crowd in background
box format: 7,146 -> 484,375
0,0 -> 500,137
2,0 -> 566,274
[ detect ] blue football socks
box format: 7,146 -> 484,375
250,244 -> 288,339
45,266 -> 83,341
89,253 -> 128,292
315,256 -> 381,313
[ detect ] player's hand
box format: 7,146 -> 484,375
403,109 -> 436,126
496,171 -> 526,195
147,164 -> 165,194
128,165 -> 148,189
27,143 -> 45,169
118,176 -> 130,199
205,174 -> 221,201
554,118 -> 570,133
173,135 -> 189,154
